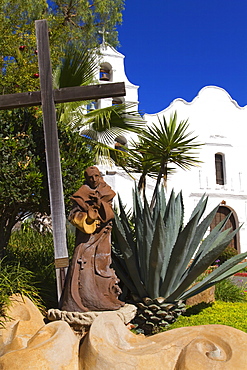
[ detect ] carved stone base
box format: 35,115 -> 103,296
47,304 -> 137,337
2,296 -> 247,369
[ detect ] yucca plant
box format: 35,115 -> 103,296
112,187 -> 247,334
116,112 -> 202,207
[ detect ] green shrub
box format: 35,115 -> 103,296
162,301 -> 247,333
6,226 -> 75,309
0,260 -> 44,326
215,245 -> 238,265
7,228 -> 54,271
239,266 -> 247,273
215,278 -> 247,302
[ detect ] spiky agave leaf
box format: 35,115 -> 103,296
159,195 -> 208,298
188,193 -> 208,221
168,203 -> 220,290
113,207 -> 147,298
149,190 -> 185,294
138,196 -> 153,285
186,213 -> 234,278
117,194 -> 137,257
160,190 -> 184,279
152,185 -> 167,226
112,187 -> 246,305
111,256 -> 138,296
160,209 -> 203,298
165,227 -> 242,302
179,252 -> 247,301
133,184 -> 144,253
147,213 -> 167,298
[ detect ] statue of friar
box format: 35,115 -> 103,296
61,166 -> 124,312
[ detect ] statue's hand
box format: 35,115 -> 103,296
89,193 -> 101,207
88,207 -> 99,221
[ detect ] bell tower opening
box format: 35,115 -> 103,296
99,62 -> 112,82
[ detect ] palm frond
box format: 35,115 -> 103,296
72,102 -> 143,129
53,44 -> 99,89
139,114 -> 202,167
52,45 -> 145,165
118,112 -> 202,195
71,103 -> 145,146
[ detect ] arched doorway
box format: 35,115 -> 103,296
210,203 -> 240,252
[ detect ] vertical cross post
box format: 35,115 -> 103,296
35,20 -> 69,305
0,19 -> 125,306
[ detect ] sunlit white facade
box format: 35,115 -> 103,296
97,45 -> 247,253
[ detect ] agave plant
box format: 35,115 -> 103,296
112,187 -> 247,334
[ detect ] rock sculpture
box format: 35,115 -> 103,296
1,296 -> 247,370
0,295 -> 79,369
80,312 -> 247,369
62,166 -> 124,312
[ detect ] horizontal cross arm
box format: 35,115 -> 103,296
0,82 -> 126,110
0,91 -> 41,110
54,82 -> 126,104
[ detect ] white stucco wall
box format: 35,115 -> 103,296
101,86 -> 247,253
144,86 -> 247,253
94,46 -> 247,253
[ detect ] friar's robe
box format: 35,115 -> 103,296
61,179 -> 124,312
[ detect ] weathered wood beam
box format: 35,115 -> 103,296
0,82 -> 126,110
54,83 -> 126,103
0,91 -> 41,110
35,19 -> 68,305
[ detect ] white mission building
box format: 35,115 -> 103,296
93,44 -> 247,254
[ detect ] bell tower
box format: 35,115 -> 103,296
96,43 -> 139,110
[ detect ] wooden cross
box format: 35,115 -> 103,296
0,20 -> 125,305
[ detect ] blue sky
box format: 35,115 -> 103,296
117,0 -> 247,114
